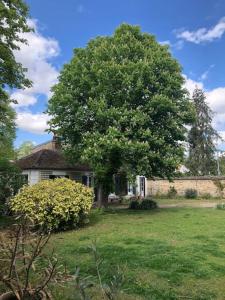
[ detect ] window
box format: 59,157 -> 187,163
49,175 -> 69,179
82,175 -> 93,187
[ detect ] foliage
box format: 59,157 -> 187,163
0,159 -> 26,214
0,0 -> 32,160
167,186 -> 177,198
213,179 -> 225,192
0,220 -> 67,300
16,141 -> 35,159
10,178 -> 94,231
218,155 -> 225,175
129,198 -> 157,210
186,88 -> 220,175
184,188 -> 197,199
216,203 -> 225,210
129,200 -> 140,210
139,198 -> 158,210
48,23 -> 194,206
213,179 -> 225,198
74,242 -> 124,300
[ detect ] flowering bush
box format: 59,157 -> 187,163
10,178 -> 94,231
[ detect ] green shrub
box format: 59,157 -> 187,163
167,186 -> 177,198
139,198 -> 158,210
10,178 -> 94,231
129,198 -> 158,210
129,200 -> 140,209
185,188 -> 197,199
217,203 -> 225,210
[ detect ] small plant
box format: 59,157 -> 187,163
217,203 -> 225,210
10,178 -> 94,231
129,198 -> 157,210
139,198 -> 158,210
74,242 -> 124,300
0,220 -> 67,300
129,200 -> 140,210
213,180 -> 225,197
185,188 -> 198,199
167,186 -> 177,198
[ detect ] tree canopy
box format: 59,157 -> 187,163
48,24 -> 194,205
0,0 -> 31,159
186,88 -> 220,175
16,141 -> 34,159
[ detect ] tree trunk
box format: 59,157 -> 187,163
96,184 -> 108,207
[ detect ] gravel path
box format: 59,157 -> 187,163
159,202 -> 218,208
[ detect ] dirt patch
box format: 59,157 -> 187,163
159,202 -> 218,208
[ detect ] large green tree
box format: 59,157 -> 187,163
48,24 -> 193,206
0,0 -> 31,159
186,88 -> 219,175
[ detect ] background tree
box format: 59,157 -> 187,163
0,0 -> 31,159
218,154 -> 225,175
16,140 -> 34,159
0,0 -> 31,213
186,88 -> 219,175
48,24 -> 193,206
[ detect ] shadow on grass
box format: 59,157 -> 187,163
103,206 -> 182,216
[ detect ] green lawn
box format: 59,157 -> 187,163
155,197 -> 224,205
2,206 -> 225,299
47,207 -> 225,300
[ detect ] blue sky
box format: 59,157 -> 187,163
14,0 -> 225,149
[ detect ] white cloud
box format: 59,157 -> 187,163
16,112 -> 51,134
176,17 -> 225,44
159,39 -> 184,50
11,91 -> 37,107
159,40 -> 171,46
206,87 -> 225,115
173,40 -> 184,50
12,18 -> 59,107
200,71 -> 209,81
199,64 -> 215,81
12,19 -> 59,135
183,75 -> 203,96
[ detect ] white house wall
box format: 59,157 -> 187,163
22,170 -> 40,185
52,170 -> 67,176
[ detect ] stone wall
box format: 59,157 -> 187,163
147,176 -> 225,198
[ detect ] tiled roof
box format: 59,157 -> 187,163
16,149 -> 91,171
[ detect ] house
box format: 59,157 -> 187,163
16,137 -> 147,198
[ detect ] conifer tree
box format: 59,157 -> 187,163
187,88 -> 219,175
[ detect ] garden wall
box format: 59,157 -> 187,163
147,176 -> 225,198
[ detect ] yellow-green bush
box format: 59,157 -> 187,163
10,178 -> 94,231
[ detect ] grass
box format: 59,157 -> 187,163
155,197 -> 224,205
2,206 -> 225,299
46,207 -> 225,299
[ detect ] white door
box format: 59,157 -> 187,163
139,176 -> 146,197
